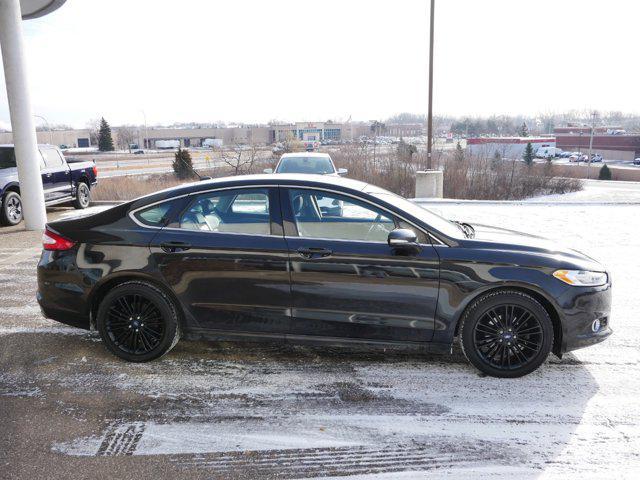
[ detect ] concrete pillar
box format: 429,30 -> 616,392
415,170 -> 443,198
0,0 -> 47,230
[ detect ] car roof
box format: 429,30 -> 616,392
279,152 -> 331,158
133,174 -> 372,207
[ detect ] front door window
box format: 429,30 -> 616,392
288,189 -> 395,242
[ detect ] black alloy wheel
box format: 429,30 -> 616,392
106,294 -> 165,354
97,281 -> 181,362
460,290 -> 553,378
473,304 -> 543,370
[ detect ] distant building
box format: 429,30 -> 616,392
554,126 -> 640,161
0,120 -> 427,149
0,129 -> 92,148
467,137 -> 556,158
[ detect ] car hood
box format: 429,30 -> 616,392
461,223 -> 604,270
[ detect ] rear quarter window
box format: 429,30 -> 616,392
133,201 -> 175,227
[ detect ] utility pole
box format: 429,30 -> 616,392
426,0 -> 435,170
587,111 -> 597,180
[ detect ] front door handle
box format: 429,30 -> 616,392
297,247 -> 332,259
160,241 -> 191,253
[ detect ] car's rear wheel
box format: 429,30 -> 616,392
0,191 -> 23,226
460,290 -> 553,378
72,182 -> 91,209
97,281 -> 181,362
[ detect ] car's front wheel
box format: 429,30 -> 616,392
97,281 -> 181,362
459,290 -> 554,378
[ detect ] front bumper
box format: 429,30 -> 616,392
557,281 -> 612,353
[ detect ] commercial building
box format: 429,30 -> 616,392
467,137 -> 556,158
554,125 -> 640,161
0,129 -> 93,148
0,120 -> 427,149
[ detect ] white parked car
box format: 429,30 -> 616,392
264,152 -> 348,176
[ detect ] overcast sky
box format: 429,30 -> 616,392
0,0 -> 637,129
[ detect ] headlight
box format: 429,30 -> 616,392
553,270 -> 608,287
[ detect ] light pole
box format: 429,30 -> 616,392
0,0 -> 66,230
587,111 -> 597,180
141,109 -> 148,149
426,0 -> 435,170
34,114 -> 53,145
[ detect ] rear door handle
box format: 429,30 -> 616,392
297,247 -> 332,259
160,241 -> 191,253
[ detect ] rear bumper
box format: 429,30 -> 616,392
558,282 -> 612,353
37,249 -> 91,330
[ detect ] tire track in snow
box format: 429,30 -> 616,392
96,422 -> 146,456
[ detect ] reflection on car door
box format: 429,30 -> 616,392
149,187 -> 292,336
281,187 -> 440,343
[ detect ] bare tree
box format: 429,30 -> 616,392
85,118 -> 102,146
116,125 -> 138,151
219,143 -> 261,175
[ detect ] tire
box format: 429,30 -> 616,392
72,182 -> 91,209
96,281 -> 181,362
459,290 -> 554,378
0,191 -> 23,226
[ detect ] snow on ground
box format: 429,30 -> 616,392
1,186 -> 640,479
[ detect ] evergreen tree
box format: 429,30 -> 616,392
518,122 -> 529,137
97,117 -> 114,151
173,147 -> 195,179
454,141 -> 465,162
523,142 -> 534,166
598,163 -> 612,180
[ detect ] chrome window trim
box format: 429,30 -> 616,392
128,182 -> 448,245
128,184 -> 279,230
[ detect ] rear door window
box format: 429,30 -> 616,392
173,188 -> 272,235
40,148 -> 64,168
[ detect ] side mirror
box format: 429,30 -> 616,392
337,168 -> 348,176
263,168 -> 273,174
388,228 -> 420,254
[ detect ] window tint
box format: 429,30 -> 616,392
134,201 -> 175,227
40,148 -> 63,168
276,156 -> 334,174
289,189 -> 395,242
0,148 -> 16,169
175,188 -> 271,235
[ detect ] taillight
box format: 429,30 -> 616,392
43,227 -> 76,251
92,164 -> 98,177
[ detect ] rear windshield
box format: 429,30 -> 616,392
0,148 -> 16,169
276,156 -> 334,174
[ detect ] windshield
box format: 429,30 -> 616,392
276,156 -> 335,174
369,190 -> 464,239
0,148 -> 16,169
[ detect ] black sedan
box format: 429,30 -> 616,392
37,174 -> 612,377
